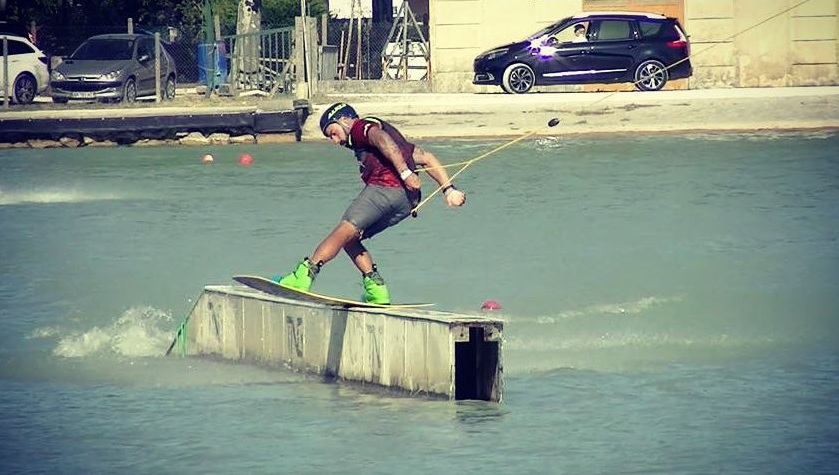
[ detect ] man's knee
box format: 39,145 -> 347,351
337,220 -> 363,239
343,233 -> 367,259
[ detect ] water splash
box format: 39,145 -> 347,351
30,306 -> 175,358
0,187 -> 123,206
505,295 -> 683,324
535,136 -> 565,149
681,130 -> 834,142
501,294 -> 790,373
17,306 -> 308,388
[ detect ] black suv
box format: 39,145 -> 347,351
473,12 -> 692,93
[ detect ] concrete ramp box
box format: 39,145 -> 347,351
174,285 -> 504,401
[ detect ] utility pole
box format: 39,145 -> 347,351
300,0 -> 313,98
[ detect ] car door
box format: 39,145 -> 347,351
535,23 -> 594,85
585,19 -> 639,82
0,37 -> 26,90
135,37 -> 156,95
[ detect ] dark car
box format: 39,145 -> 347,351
473,12 -> 692,93
50,33 -> 177,103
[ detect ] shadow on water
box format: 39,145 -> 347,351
454,399 -> 510,426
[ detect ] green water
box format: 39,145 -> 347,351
1,132 -> 837,473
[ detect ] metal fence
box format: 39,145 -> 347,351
218,27 -> 295,94
22,15 -> 429,99
319,18 -> 429,81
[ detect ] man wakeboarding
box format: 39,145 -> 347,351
275,103 -> 467,304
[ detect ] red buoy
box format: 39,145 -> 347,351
480,300 -> 501,311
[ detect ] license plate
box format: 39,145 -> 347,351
70,91 -> 95,98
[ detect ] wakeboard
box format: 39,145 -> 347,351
232,275 -> 434,309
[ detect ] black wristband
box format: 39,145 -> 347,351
442,184 -> 456,194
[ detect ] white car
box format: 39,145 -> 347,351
0,34 -> 49,104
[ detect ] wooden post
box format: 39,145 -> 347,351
338,30 -> 346,79
355,15 -> 362,79
401,7 -> 408,79
154,33 -> 162,102
342,21 -> 353,80
319,13 -> 328,84
307,17 -> 316,95
299,0 -> 313,98
2,37 -> 8,109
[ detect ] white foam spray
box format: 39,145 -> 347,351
41,306 -> 175,358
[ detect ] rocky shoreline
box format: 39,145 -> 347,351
0,91 -> 305,149
0,130 -> 304,149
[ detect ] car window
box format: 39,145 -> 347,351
639,20 -> 681,40
639,21 -> 663,37
72,39 -> 135,60
527,20 -> 566,41
2,38 -> 33,55
595,20 -> 633,41
137,38 -> 154,59
549,22 -> 589,44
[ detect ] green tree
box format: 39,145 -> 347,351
2,0 -> 327,53
262,0 -> 327,29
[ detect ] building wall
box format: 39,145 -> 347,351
687,0 -> 839,87
426,0 -> 839,92
429,0 -> 583,92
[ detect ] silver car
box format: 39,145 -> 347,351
50,33 -> 177,103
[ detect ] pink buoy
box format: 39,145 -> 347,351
238,153 -> 253,166
480,300 -> 501,311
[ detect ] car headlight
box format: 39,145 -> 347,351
50,70 -> 65,81
482,48 -> 509,61
100,70 -> 122,81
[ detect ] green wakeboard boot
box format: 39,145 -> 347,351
276,257 -> 320,291
362,267 -> 390,305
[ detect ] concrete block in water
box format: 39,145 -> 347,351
177,285 -> 504,401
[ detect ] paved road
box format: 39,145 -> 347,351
304,86 -> 839,140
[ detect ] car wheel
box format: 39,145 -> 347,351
164,74 -> 176,100
12,73 -> 37,105
123,78 -> 138,103
501,63 -> 535,94
634,60 -> 668,91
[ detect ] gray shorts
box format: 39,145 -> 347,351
342,185 -> 417,240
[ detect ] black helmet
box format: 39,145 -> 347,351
319,103 -> 358,136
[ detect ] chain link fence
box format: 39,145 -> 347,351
26,15 -> 430,95
319,17 -> 429,81
218,27 -> 295,94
